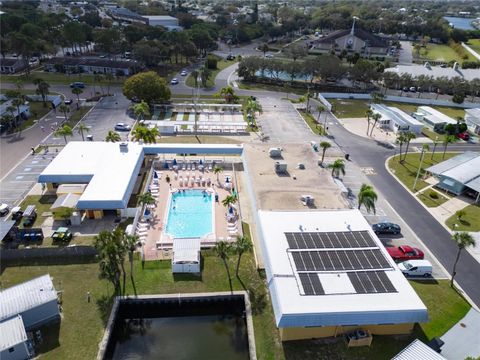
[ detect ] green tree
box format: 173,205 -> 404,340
369,113 -> 382,137
34,79 -> 50,107
94,230 -> 122,295
319,141 -> 331,165
357,184 -> 378,214
54,124 -> 73,143
442,135 -> 456,159
77,122 -> 90,141
58,104 -> 70,122
124,233 -> 139,292
200,67 -> 211,88
71,87 -> 83,109
213,165 -> 223,182
450,232 -> 476,287
259,43 -> 269,57
105,130 -> 121,142
11,97 -> 25,129
214,241 -> 232,291
123,71 -> 171,104
191,70 -> 199,88
221,194 -> 237,209
452,92 -> 465,104
234,235 -> 252,278
133,101 -> 150,121
219,86 -> 237,103
104,73 -> 114,96
455,210 -> 466,221
365,109 -> 373,136
137,192 -> 156,207
402,131 -> 417,161
328,159 -> 345,178
286,43 -> 307,62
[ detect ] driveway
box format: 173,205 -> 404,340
398,41 -> 413,65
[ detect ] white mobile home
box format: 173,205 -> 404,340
0,275 -> 59,330
0,315 -> 34,360
465,108 -> 480,135
415,106 -> 457,132
371,104 -> 424,134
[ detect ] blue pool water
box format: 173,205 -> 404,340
165,190 -> 213,238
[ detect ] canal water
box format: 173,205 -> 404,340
443,16 -> 476,30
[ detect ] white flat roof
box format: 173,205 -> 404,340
418,106 -> 457,125
0,315 -> 28,352
372,104 -> 423,127
258,210 -> 428,328
0,275 -> 57,323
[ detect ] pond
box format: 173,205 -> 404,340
443,16 -> 476,30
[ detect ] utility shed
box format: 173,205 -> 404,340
172,238 -> 201,273
0,275 -> 59,330
0,315 -> 34,360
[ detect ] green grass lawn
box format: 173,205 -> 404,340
2,71 -> 125,85
65,106 -> 92,128
238,81 -> 306,95
446,204 -> 480,231
185,59 -> 236,88
158,135 -> 241,144
16,101 -> 51,131
388,153 -> 457,191
466,39 -> 480,55
17,194 -> 57,228
1,250 -> 283,360
299,110 -> 325,135
417,189 -> 450,207
418,44 -> 475,62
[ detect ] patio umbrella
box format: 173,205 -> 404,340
153,171 -> 158,179
199,159 -> 203,165
163,160 -> 168,169
173,158 -> 177,165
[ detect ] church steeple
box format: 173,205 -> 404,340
351,16 -> 358,35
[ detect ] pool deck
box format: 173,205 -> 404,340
141,168 -> 238,261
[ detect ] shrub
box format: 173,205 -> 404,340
206,55 -> 218,70
429,191 -> 439,199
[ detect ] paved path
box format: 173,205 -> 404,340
440,308 -> 480,359
398,41 -> 413,65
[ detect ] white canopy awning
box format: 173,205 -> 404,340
51,193 -> 80,209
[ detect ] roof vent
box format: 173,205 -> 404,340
424,62 -> 431,69
119,142 -> 128,152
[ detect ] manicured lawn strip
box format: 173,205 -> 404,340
17,194 -> 57,228
158,135 -> 241,144
467,39 -> 480,55
65,106 -> 92,128
419,44 -> 475,62
299,110 -> 324,135
1,250 -> 283,360
388,153 -> 457,191
446,204 -> 480,231
16,101 -> 51,132
185,59 -> 236,88
417,189 -> 449,207
2,71 -> 125,85
182,112 -> 189,121
434,106 -> 465,119
422,127 -> 447,142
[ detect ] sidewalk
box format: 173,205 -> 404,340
440,308 -> 480,360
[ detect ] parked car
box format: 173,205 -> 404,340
0,203 -> 9,217
386,245 -> 424,262
70,82 -> 85,89
402,87 -> 409,92
11,206 -> 23,221
114,123 -> 131,131
226,54 -> 235,60
170,78 -> 179,85
64,99 -> 73,105
457,132 -> 470,141
409,86 -> 416,92
22,205 -> 37,228
372,221 -> 401,235
398,260 -> 432,277
265,53 -> 274,58
180,70 -> 188,76
52,227 -> 72,243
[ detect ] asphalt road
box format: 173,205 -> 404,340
318,102 -> 480,307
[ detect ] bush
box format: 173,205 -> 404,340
429,191 -> 439,199
452,92 -> 465,104
206,55 -> 218,70
462,61 -> 480,69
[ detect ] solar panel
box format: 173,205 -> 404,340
291,249 -> 392,271
285,231 -> 377,249
347,271 -> 397,294
299,273 -> 325,295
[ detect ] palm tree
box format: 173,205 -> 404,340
58,104 -> 70,122
369,113 -> 382,137
402,131 -> 417,161
450,232 -> 476,287
94,230 -> 122,295
123,233 -> 139,292
319,141 -> 331,165
191,70 -> 199,88
328,159 -> 345,178
259,43 -> 269,57
442,135 -> 456,159
54,124 -> 73,143
133,101 -> 150,121
11,97 -> 25,129
71,87 -> 83,109
357,184 -> 378,214
137,192 -> 155,207
131,126 -> 147,143
104,73 -> 114,95
214,241 -> 232,291
105,130 -> 121,142
395,132 -> 407,161
222,194 -> 238,211
316,104 -> 325,128
200,67 -> 211,88
365,109 -> 373,136
213,165 -> 223,183
34,79 -> 50,107
219,86 -> 236,103
234,235 -> 252,277
145,127 -> 159,144
77,122 -> 89,141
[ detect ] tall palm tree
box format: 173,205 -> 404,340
357,184 -> 378,214
316,104 -> 325,126
234,235 -> 252,277
133,101 -> 150,121
319,141 -> 331,165
214,241 -> 232,291
123,233 -> 139,292
219,86 -> 236,103
145,127 -> 159,144
450,232 -> 476,287
104,72 -> 114,95
395,132 -> 407,161
54,124 -> 73,143
402,131 -> 417,161
191,70 -> 199,88
222,194 -> 238,209
213,165 -> 223,182
105,130 -> 121,142
131,126 -> 147,143
365,109 -> 373,135
137,192 -> 155,207
94,230 -> 122,295
71,87 -> 83,109
77,122 -> 89,141
328,159 -> 346,178
58,104 -> 70,122
259,43 -> 269,57
34,79 -> 50,107
369,113 -> 382,137
11,97 -> 25,129
442,135 -> 456,159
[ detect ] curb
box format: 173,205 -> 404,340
384,154 -> 480,311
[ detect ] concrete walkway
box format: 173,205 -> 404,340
428,195 -> 475,225
440,308 -> 480,360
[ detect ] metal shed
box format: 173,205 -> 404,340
0,315 -> 34,360
172,238 -> 201,273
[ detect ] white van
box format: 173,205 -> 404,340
398,260 -> 432,277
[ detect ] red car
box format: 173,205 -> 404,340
386,245 -> 424,262
457,132 -> 470,141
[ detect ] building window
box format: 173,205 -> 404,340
9,347 -> 15,353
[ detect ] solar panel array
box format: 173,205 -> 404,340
286,231 -> 397,296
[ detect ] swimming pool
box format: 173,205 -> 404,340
165,190 -> 213,238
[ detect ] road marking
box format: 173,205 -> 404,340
15,175 -> 24,180
360,167 -> 377,175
